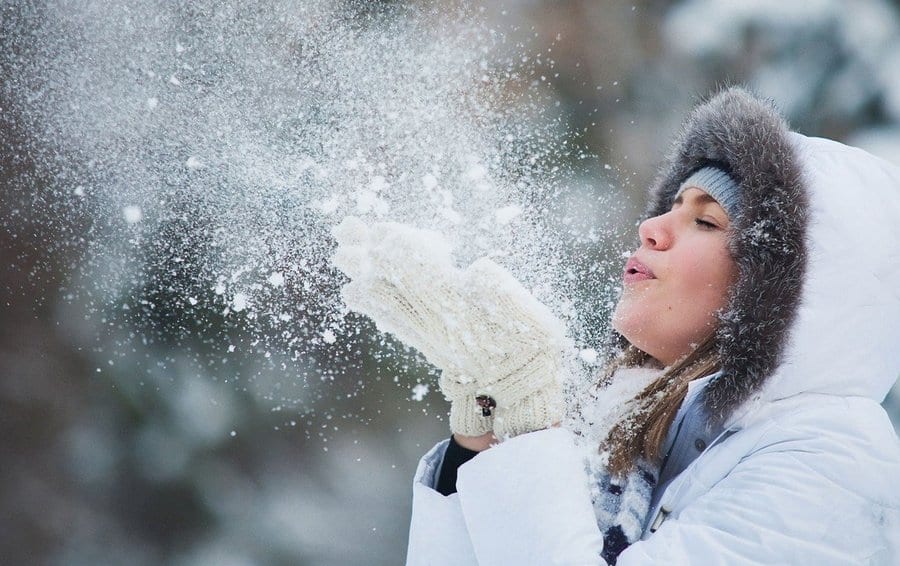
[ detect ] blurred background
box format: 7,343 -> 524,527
3,1 -> 900,564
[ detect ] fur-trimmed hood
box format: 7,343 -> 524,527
647,87 -> 900,427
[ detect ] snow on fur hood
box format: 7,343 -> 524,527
646,87 -> 900,428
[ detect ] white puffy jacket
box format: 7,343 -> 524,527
405,96 -> 900,565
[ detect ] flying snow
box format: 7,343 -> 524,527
8,0 -> 630,422
122,206 -> 143,224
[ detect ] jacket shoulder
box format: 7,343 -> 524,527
744,395 -> 900,504
620,396 -> 900,564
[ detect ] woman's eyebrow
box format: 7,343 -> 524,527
672,192 -> 720,206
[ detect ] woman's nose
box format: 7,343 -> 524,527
638,213 -> 672,250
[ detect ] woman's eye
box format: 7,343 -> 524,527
695,218 -> 718,229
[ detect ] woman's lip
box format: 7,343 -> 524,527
623,271 -> 654,284
623,256 -> 656,283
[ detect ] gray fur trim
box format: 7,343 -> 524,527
645,87 -> 809,422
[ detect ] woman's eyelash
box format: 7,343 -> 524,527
695,218 -> 718,229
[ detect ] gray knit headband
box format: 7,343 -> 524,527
674,166 -> 740,218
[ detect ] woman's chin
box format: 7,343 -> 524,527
611,299 -> 646,337
611,316 -> 669,366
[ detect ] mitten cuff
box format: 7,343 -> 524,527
449,394 -> 495,437
492,385 -> 564,439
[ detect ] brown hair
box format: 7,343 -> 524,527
600,335 -> 721,476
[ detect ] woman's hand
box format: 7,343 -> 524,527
331,216 -> 568,439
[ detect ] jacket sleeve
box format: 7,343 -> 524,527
406,439 -> 480,566
455,428 -> 607,565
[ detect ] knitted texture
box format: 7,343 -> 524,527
443,381 -> 493,437
332,217 -> 567,438
675,166 -> 741,218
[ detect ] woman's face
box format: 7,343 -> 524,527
612,188 -> 737,366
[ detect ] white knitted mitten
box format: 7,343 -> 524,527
332,216 -> 567,439
458,257 -> 567,438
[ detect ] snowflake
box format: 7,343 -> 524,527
411,383 -> 430,401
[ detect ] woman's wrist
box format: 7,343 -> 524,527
452,431 -> 497,452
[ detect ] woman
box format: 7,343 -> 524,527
332,88 -> 900,564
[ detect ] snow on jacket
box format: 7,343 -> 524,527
405,88 -> 900,565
